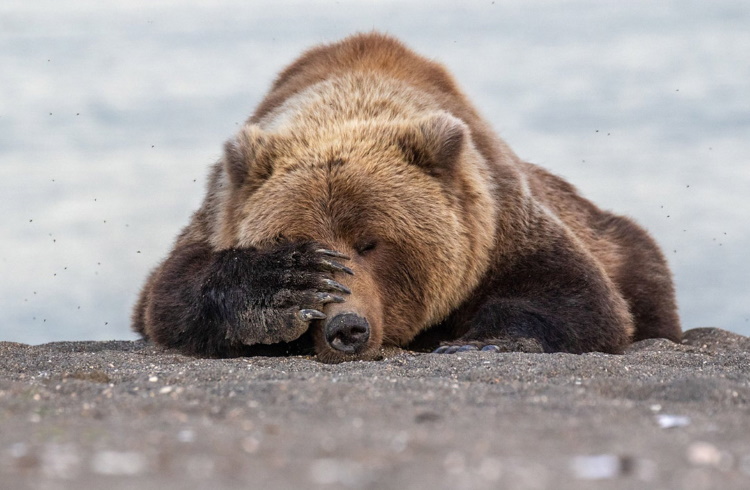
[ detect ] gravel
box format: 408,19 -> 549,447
1,327 -> 749,489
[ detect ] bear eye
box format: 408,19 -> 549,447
355,240 -> 377,256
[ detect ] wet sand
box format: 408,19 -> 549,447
1,327 -> 749,489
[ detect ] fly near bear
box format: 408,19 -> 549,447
132,33 -> 681,362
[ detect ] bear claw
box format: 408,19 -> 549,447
433,341 -> 538,354
321,279 -> 352,294
316,249 -> 351,260
320,259 -> 355,276
298,309 -> 327,321
315,292 -> 346,304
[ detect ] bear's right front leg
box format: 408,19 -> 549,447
135,241 -> 352,357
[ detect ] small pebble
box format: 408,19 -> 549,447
571,454 -> 622,480
656,414 -> 690,429
687,442 -> 722,466
687,442 -> 733,470
91,450 -> 147,476
41,443 -> 81,479
309,458 -> 367,486
9,442 -> 29,459
241,436 -> 260,454
391,431 -> 408,453
177,429 -> 195,443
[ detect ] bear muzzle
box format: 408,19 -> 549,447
324,312 -> 371,354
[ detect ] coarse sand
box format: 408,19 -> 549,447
1,327 -> 749,489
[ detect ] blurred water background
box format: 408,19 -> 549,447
1,0 -> 748,344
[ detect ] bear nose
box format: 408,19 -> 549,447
325,313 -> 370,354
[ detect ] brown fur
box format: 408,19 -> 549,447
133,32 -> 680,362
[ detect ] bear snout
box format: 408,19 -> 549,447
324,313 -> 370,354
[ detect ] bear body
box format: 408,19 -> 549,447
132,33 -> 681,362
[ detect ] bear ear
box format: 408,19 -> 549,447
223,124 -> 275,188
398,112 -> 467,178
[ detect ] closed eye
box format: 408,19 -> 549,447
355,240 -> 377,256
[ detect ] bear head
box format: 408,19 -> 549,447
214,111 -> 497,362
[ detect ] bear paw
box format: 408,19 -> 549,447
258,247 -> 354,344
433,337 -> 544,354
218,244 -> 354,346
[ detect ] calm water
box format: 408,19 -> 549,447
2,0 -> 749,344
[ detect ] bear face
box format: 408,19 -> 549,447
215,108 -> 496,362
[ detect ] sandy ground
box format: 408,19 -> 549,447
1,327 -> 749,489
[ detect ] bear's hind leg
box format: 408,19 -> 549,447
603,215 -> 681,343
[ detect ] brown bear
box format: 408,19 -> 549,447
132,32 -> 681,362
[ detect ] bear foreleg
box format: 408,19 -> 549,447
434,234 -> 633,355
134,240 -> 352,357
